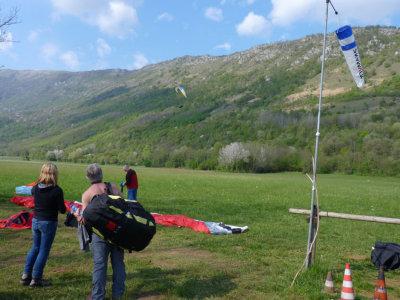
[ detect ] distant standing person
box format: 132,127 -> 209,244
122,165 -> 138,200
20,163 -> 66,288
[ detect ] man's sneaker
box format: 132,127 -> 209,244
20,274 -> 32,286
29,278 -> 52,288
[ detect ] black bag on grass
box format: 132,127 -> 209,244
83,193 -> 156,252
371,241 -> 400,270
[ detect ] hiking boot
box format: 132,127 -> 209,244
29,278 -> 52,288
20,274 -> 32,286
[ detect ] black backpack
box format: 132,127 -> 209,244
83,184 -> 156,252
371,241 -> 400,270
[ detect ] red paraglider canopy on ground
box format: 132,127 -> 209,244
4,195 -> 248,235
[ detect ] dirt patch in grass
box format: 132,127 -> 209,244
0,256 -> 25,269
386,276 -> 400,296
48,266 -> 72,275
344,254 -> 367,260
137,294 -> 164,300
358,276 -> 400,299
135,247 -> 237,270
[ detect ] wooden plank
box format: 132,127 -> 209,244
289,208 -> 400,225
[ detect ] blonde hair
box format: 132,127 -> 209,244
37,163 -> 58,186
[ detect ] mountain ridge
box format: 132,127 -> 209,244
1,25 -> 400,174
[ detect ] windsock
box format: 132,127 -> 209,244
335,25 -> 365,88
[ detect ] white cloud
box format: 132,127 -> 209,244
236,12 -> 271,38
269,0 -> 400,27
157,12 -> 173,22
42,43 -> 59,62
335,0 -> 400,25
268,0 -> 317,26
96,2 -> 138,38
131,53 -> 148,69
96,38 -> 111,58
28,30 -> 40,42
205,7 -> 223,22
60,51 -> 80,70
214,43 -> 231,51
51,0 -> 138,38
0,32 -> 13,51
51,0 -> 100,15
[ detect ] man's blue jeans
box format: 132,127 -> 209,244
127,188 -> 137,200
23,218 -> 58,278
91,234 -> 126,300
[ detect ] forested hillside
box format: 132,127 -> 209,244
1,26 -> 400,175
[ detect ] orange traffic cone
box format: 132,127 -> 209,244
373,267 -> 387,300
324,271 -> 335,294
341,263 -> 355,300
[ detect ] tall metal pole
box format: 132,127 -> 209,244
306,0 -> 329,268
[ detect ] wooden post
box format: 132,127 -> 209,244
290,208 -> 400,225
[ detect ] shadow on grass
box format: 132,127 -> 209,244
0,291 -> 33,300
332,262 -> 377,274
125,267 -> 236,299
0,229 -> 31,243
176,275 -> 236,298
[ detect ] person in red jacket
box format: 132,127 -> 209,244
122,165 -> 138,200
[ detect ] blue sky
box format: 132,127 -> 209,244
1,0 -> 400,71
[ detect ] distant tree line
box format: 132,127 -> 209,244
24,94 -> 400,176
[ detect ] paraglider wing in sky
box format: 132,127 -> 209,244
335,25 -> 365,88
175,86 -> 187,98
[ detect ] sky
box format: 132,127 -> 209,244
0,0 -> 400,72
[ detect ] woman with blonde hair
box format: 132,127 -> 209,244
20,163 -> 66,288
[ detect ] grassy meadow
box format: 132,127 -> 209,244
0,159 -> 400,299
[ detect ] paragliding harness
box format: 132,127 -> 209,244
0,210 -> 33,229
371,241 -> 400,270
82,182 -> 156,252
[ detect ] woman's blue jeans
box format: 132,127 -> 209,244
23,218 -> 58,278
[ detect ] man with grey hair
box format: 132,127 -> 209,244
76,163 -> 126,300
86,163 -> 103,184
122,164 -> 138,200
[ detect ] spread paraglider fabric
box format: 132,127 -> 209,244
15,182 -> 36,196
7,195 -> 248,234
152,213 -> 248,234
0,210 -> 33,229
11,195 -> 77,212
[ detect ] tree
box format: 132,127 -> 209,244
0,6 -> 19,45
218,142 -> 250,171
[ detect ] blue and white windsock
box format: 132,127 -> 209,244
335,25 -> 365,88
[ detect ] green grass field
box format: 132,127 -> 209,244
0,159 -> 399,299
